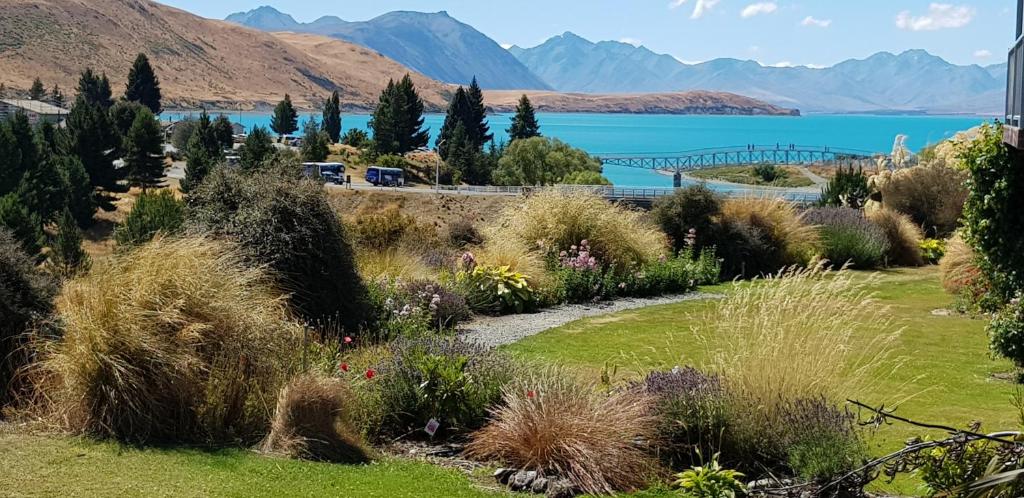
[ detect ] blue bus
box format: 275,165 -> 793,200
365,166 -> 405,187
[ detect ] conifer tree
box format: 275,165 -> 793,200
300,117 -> 330,162
395,75 -> 429,153
49,208 -> 90,278
50,84 -> 64,108
212,115 -> 235,150
181,112 -> 221,193
29,78 -> 45,101
56,156 -> 95,228
122,108 -> 164,190
507,94 -> 541,141
76,69 -> 114,110
240,126 -> 274,170
369,80 -> 399,155
0,193 -> 44,258
466,77 -> 492,148
109,100 -> 144,158
270,94 -> 299,137
436,87 -> 471,160
322,91 -> 342,144
62,95 -> 119,195
124,53 -> 162,115
17,153 -> 66,224
0,123 -> 21,197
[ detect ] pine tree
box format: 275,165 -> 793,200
122,108 -> 164,190
109,100 -> 144,158
49,208 -> 90,278
17,153 -> 67,224
270,94 -> 298,137
76,69 -> 114,110
29,78 -> 45,101
240,126 -> 274,170
445,122 -> 474,184
300,117 -> 330,162
212,115 -> 235,150
181,112 -> 221,193
436,87 -> 471,160
56,155 -> 95,228
466,77 -> 492,148
0,118 -> 26,196
124,53 -> 163,115
395,75 -> 429,153
51,84 -> 64,108
322,90 -> 342,144
507,94 -> 541,141
62,95 -> 119,195
369,80 -> 399,155
0,193 -> 44,258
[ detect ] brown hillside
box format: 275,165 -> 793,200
0,0 -> 451,110
485,90 -> 800,115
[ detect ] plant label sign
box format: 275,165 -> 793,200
425,418 -> 440,437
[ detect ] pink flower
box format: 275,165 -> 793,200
339,362 -> 349,372
344,336 -> 353,344
527,390 -> 536,399
365,368 -> 376,380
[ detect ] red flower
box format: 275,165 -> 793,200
365,368 -> 376,380
526,390 -> 536,399
338,362 -> 349,373
344,336 -> 353,344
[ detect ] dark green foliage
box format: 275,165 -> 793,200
465,78 -> 492,149
57,156 -> 95,228
634,368 -> 728,469
3,113 -> 38,193
436,87 -> 472,160
122,108 -> 165,190
804,207 -> 889,269
36,121 -> 58,155
181,113 -> 221,194
322,91 -> 342,144
340,129 -> 371,148
109,100 -> 144,148
29,78 -> 45,101
715,219 -> 780,279
62,95 -> 120,195
17,152 -> 66,224
778,398 -> 866,483
124,53 -> 162,115
300,118 -> 330,162
820,164 -> 869,209
0,193 -> 44,258
49,209 -> 90,279
962,124 -> 1024,303
114,190 -> 184,248
169,119 -> 197,152
187,162 -> 371,332
753,163 -> 780,182
270,94 -> 298,137
652,184 -> 722,253
492,137 -> 602,186
443,122 -> 477,184
0,228 -> 57,409
239,126 -> 275,170
50,84 -> 64,108
76,69 -> 114,110
211,115 -> 235,151
507,94 -> 541,141
0,123 -> 23,197
989,294 -> 1024,368
559,170 -> 611,185
369,75 -> 429,156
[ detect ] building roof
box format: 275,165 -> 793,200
1,99 -> 69,115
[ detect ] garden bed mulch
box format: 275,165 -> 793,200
458,292 -> 723,348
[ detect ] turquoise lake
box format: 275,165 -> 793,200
163,112 -> 989,187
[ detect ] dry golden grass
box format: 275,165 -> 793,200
488,191 -> 667,269
33,237 -> 302,443
356,248 -> 434,282
466,367 -> 657,495
471,238 -> 552,288
940,233 -> 984,296
866,207 -> 925,267
721,196 -> 820,266
870,165 -> 968,237
261,374 -> 371,463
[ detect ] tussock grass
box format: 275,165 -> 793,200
34,237 -> 302,444
867,207 -> 925,267
356,248 -> 434,281
940,233 -> 984,296
471,238 -> 551,288
466,367 -> 657,495
721,196 -> 820,266
261,374 -> 371,463
488,191 -> 666,269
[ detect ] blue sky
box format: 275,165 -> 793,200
158,0 -> 1015,67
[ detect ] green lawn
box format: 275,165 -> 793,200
688,165 -> 816,187
0,432 -> 503,498
505,267 -> 1020,495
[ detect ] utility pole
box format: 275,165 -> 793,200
435,139 -> 445,191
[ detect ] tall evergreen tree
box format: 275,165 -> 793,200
0,193 -> 44,258
322,90 -> 342,144
0,123 -> 22,197
369,80 -> 399,155
181,112 -> 221,193
51,84 -> 64,108
109,100 -> 144,158
240,126 -> 274,170
49,208 -> 90,278
300,117 -> 330,162
56,155 -> 95,228
17,153 -> 66,224
466,77 -> 492,148
124,53 -> 162,115
270,94 -> 299,137
507,94 -> 541,141
29,78 -> 45,101
122,108 -> 164,190
436,87 -> 472,160
395,75 -> 429,153
76,69 -> 114,110
211,115 -> 235,150
62,95 -> 119,195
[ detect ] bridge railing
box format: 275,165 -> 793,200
429,184 -> 820,203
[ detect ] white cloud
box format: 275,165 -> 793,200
741,2 -> 777,18
619,37 -> 643,47
896,3 -> 975,31
801,16 -> 832,28
973,49 -> 992,59
768,61 -> 795,68
669,0 -> 721,19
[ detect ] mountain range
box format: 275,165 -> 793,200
225,7 -> 550,91
510,33 -> 1006,114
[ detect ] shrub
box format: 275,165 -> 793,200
989,298 -> 1024,369
456,264 -> 535,315
912,438 -> 1000,496
560,170 -> 611,185
820,164 -> 869,209
804,207 -> 889,269
652,184 -> 722,254
466,367 -> 658,495
355,336 -> 518,440
366,279 -> 471,339
188,164 -> 371,332
261,374 -> 371,463
635,368 -> 729,469
471,239 -> 550,289
356,248 -> 433,282
37,237 -> 302,443
919,238 -> 946,265
489,190 -> 666,271
779,397 -> 866,483
398,279 -> 471,330
376,154 -> 407,170
0,193 -> 44,258
348,204 -> 416,251
673,456 -> 746,498
340,129 -> 371,149
866,207 -> 925,267
753,163 -> 780,183
1,229 -> 56,409
114,190 -> 185,248
720,197 -> 819,271
872,164 -> 968,238
446,219 -> 483,248
492,137 -> 603,186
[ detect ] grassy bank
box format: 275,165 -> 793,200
688,165 -> 816,187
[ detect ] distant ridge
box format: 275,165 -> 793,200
226,6 -> 551,91
511,32 -> 1006,114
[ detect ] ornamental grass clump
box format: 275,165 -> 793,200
35,237 -> 302,444
261,373 -> 371,463
866,207 -> 925,267
720,196 -> 820,273
467,367 -> 658,495
804,207 -> 890,269
940,233 -> 991,308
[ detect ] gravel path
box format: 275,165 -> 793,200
459,292 -> 722,348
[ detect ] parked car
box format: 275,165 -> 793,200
303,162 -> 345,184
365,166 -> 405,187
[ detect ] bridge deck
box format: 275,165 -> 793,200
597,144 -> 877,171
